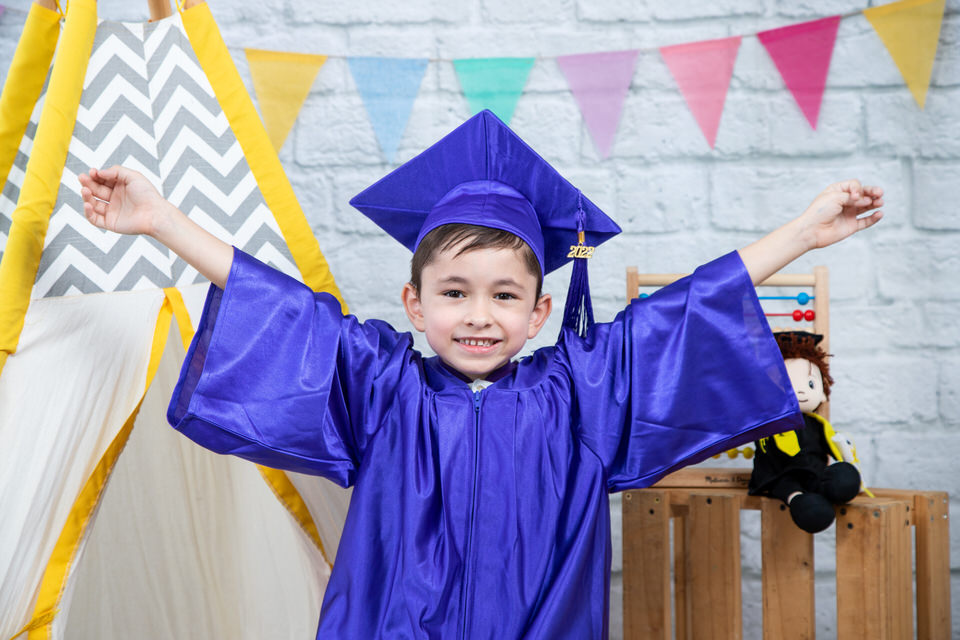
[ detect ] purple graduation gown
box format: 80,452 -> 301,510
168,249 -> 801,639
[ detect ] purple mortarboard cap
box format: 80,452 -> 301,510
349,110 -> 621,335
349,109 -> 621,276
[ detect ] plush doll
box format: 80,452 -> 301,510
748,331 -> 868,533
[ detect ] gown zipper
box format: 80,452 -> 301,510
458,390 -> 482,640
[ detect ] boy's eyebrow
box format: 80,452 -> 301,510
435,275 -> 525,288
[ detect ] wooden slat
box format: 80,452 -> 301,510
630,273 -> 817,287
686,493 -> 741,639
652,467 -> 752,489
626,266 -> 639,302
622,490 -> 671,640
761,500 -> 815,640
813,265 -> 830,419
836,500 -> 912,639
674,515 -> 688,640
914,491 -> 951,639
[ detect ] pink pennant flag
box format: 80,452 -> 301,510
660,36 -> 741,149
758,16 -> 841,129
556,50 -> 639,158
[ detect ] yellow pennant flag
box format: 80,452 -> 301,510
246,49 -> 327,150
864,0 -> 945,109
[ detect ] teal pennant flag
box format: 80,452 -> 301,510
453,57 -> 535,124
348,57 -> 428,162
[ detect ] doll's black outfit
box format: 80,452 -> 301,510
749,413 -> 860,533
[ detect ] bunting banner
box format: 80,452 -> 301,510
556,50 -> 639,158
660,36 -> 741,149
3,0 -> 942,167
864,0 -> 945,108
758,16 -> 841,129
348,57 -> 427,163
246,48 -> 327,151
453,57 -> 535,125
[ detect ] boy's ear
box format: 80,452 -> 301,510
527,293 -> 552,339
401,282 -> 426,332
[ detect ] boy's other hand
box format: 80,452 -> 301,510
801,179 -> 884,250
79,166 -> 167,237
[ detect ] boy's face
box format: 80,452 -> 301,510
783,357 -> 826,413
402,243 -> 552,380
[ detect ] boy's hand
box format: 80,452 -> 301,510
739,179 -> 884,284
800,180 -> 884,250
79,166 -> 168,237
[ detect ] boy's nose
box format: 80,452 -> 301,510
465,301 -> 493,327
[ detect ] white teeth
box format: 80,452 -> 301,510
461,338 -> 494,347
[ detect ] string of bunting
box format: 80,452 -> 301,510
0,0 -> 948,160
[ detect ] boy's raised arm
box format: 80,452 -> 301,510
79,165 -> 233,288
738,180 -> 884,285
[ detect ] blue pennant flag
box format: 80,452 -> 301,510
348,57 -> 428,162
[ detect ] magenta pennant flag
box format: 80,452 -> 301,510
556,50 -> 639,158
660,36 -> 741,149
758,16 -> 841,129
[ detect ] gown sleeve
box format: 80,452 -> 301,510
167,249 -> 412,487
565,251 -> 803,492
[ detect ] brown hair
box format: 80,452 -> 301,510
774,332 -> 834,398
410,223 -> 543,299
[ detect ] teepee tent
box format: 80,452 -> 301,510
0,1 -> 350,637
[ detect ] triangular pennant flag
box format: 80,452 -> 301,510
556,50 -> 638,158
246,49 -> 327,151
453,57 -> 535,124
348,57 -> 428,163
865,0 -> 945,108
758,16 -> 841,129
660,36 -> 741,148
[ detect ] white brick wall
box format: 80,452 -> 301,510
2,0 -> 957,637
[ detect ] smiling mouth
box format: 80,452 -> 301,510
456,338 -> 500,347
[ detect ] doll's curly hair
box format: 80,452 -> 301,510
774,331 -> 834,399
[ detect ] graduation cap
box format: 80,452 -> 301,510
349,109 -> 621,336
774,331 -> 824,348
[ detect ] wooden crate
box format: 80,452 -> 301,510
622,468 -> 951,640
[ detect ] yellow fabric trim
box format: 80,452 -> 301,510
15,297 -> 174,640
256,466 -> 332,567
180,2 -> 345,562
804,412 -> 841,461
0,2 -> 61,189
180,2 -> 348,313
805,412 -> 874,498
0,0 -> 96,379
163,287 -> 194,350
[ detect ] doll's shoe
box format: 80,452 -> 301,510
788,492 -> 835,533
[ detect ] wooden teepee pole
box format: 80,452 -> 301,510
147,0 -> 172,20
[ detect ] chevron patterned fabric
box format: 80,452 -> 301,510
0,15 -> 298,298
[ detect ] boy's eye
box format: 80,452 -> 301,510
442,290 -> 464,298
494,292 -> 517,301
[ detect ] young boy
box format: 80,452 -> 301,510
79,110 -> 882,638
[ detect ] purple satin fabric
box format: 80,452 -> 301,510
168,249 -> 801,639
